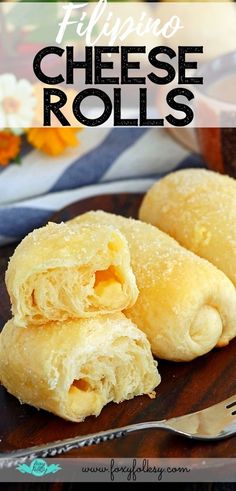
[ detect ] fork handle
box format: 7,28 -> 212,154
0,421 -> 167,468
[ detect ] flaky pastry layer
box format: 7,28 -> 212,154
72,211 -> 236,361
0,314 -> 160,422
6,222 -> 138,326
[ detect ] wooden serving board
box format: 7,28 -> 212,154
0,192 -> 236,460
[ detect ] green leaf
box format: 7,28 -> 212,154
13,154 -> 22,165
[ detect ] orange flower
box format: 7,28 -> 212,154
27,128 -> 80,156
28,84 -> 83,156
0,131 -> 21,166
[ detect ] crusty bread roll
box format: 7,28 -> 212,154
139,169 -> 236,287
71,211 -> 236,362
0,314 -> 160,422
6,222 -> 138,327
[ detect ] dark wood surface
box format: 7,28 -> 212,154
0,193 -> 236,462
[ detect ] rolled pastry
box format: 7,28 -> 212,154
6,222 -> 138,327
139,169 -> 236,287
0,313 -> 160,422
72,211 -> 236,362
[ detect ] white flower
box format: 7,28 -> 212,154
0,74 -> 36,134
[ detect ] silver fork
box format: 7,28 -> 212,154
1,393 -> 236,468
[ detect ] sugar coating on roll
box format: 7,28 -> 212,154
72,211 -> 236,362
0,314 -> 160,422
6,222 -> 138,327
139,168 -> 236,287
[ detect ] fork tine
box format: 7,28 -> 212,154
195,394 -> 236,418
185,394 -> 236,416
225,401 -> 236,409
210,394 -> 236,411
164,392 -> 236,440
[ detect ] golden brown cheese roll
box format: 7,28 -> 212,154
139,169 -> 236,287
0,314 -> 160,422
6,222 -> 138,327
72,211 -> 236,362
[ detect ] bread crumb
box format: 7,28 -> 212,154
148,390 -> 156,399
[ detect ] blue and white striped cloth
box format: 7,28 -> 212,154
0,128 -> 205,246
